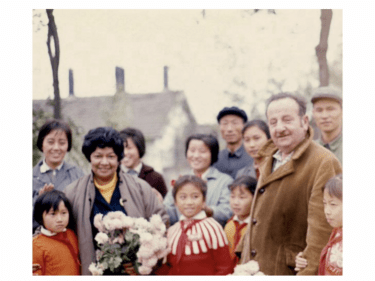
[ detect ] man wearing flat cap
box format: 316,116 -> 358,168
311,86 -> 342,163
214,106 -> 253,178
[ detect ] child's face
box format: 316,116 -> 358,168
230,185 -> 253,221
42,201 -> 69,233
175,183 -> 205,219
323,189 -> 343,228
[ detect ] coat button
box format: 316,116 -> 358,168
259,188 -> 265,194
252,218 -> 257,225
251,250 -> 257,257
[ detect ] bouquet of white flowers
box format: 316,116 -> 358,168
230,260 -> 265,276
88,211 -> 169,275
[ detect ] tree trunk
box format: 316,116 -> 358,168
46,9 -> 61,119
315,9 -> 333,87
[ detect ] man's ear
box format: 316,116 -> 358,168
302,115 -> 309,130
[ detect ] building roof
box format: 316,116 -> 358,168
33,90 -> 197,140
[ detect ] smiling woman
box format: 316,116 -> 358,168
33,119 -> 85,231
163,134 -> 233,227
63,127 -> 169,275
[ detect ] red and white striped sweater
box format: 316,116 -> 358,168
164,211 -> 233,275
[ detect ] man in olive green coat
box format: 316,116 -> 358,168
311,86 -> 343,164
236,93 -> 342,275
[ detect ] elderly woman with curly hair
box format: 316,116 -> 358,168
64,127 -> 169,275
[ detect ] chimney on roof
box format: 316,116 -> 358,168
164,66 -> 169,90
69,69 -> 74,97
116,66 -> 125,93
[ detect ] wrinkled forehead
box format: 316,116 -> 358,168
267,98 -> 300,118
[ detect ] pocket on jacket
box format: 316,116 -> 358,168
275,244 -> 304,275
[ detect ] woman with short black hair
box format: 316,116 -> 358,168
33,119 -> 85,231
119,127 -> 168,198
64,126 -> 169,275
163,134 -> 233,227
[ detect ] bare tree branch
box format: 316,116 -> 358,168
46,9 -> 61,119
315,9 -> 333,86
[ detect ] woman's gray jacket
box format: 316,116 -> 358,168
64,170 -> 169,275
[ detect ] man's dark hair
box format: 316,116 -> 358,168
185,134 -> 219,165
119,127 -> 146,158
36,119 -> 72,152
265,92 -> 307,118
81,127 -> 124,162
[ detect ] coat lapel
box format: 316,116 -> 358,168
259,160 -> 295,188
257,126 -> 314,190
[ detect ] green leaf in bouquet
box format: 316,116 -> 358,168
114,256 -> 122,268
124,230 -> 137,241
133,260 -> 141,275
121,244 -> 130,256
106,256 -> 122,273
101,261 -> 109,270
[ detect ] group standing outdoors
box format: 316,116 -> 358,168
32,87 -> 343,276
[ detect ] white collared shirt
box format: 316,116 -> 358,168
200,168 -> 209,181
272,150 -> 294,172
121,162 -> 143,176
179,210 -> 207,221
40,159 -> 64,176
40,226 -> 67,236
232,215 -> 251,225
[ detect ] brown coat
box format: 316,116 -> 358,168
236,127 -> 342,275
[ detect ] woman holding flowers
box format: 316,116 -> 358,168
64,127 -> 169,275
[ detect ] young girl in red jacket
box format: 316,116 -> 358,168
33,190 -> 80,275
159,175 -> 233,275
295,174 -> 343,275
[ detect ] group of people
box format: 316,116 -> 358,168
32,86 -> 343,275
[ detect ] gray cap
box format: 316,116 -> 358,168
311,86 -> 342,106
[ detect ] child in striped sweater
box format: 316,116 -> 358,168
224,176 -> 257,266
161,175 -> 233,275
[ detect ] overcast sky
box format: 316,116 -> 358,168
33,9 -> 342,124
1,2 -> 375,277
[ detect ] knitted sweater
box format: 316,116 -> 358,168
33,229 -> 80,275
164,212 -> 233,275
224,216 -> 249,264
318,227 -> 343,275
